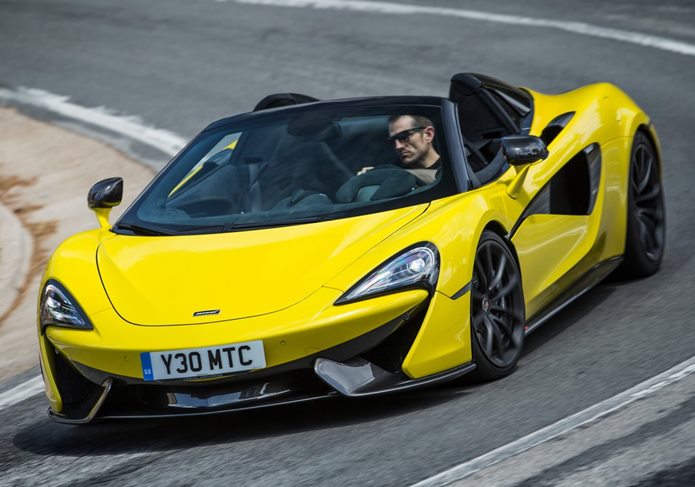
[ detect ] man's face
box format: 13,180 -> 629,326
388,116 -> 434,168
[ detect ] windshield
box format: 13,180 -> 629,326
116,103 -> 456,235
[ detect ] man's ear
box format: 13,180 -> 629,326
423,125 -> 435,142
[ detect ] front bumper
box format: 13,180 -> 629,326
45,298 -> 474,423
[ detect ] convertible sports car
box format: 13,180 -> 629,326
37,73 -> 665,423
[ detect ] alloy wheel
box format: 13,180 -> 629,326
471,238 -> 525,369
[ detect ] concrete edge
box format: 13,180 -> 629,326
0,200 -> 33,321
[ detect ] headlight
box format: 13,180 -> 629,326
40,280 -> 92,331
336,243 -> 439,304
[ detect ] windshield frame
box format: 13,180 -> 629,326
114,97 -> 465,236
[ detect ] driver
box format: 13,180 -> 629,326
357,114 -> 441,184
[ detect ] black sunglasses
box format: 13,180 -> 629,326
387,126 -> 425,143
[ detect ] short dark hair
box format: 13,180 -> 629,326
387,114 -> 434,129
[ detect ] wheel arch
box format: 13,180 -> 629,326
637,123 -> 664,176
484,220 -> 523,289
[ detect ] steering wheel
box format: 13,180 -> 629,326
336,166 -> 418,203
272,189 -> 333,210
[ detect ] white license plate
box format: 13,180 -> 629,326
141,340 -> 265,381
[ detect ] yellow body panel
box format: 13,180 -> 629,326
96,205 -> 427,325
402,291 -> 472,378
38,334 -> 62,412
39,229 -> 114,412
513,215 -> 591,317
38,81 -> 657,414
508,83 -> 651,318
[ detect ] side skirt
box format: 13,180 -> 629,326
524,256 -> 623,336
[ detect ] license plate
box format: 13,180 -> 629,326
141,340 -> 265,381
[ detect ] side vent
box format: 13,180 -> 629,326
585,143 -> 602,213
540,111 -> 574,146
509,143 -> 602,238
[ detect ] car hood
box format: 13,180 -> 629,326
97,205 -> 428,326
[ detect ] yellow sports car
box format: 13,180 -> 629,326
37,73 -> 665,423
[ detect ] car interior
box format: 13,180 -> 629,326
165,114 -> 439,217
163,74 -> 531,220
449,73 -> 522,186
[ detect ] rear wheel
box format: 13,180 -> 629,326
470,231 -> 525,380
618,132 -> 666,278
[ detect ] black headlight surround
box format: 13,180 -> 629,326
40,279 -> 93,332
335,241 -> 440,305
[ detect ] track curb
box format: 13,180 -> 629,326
0,201 -> 32,322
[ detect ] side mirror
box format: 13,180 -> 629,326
501,135 -> 548,166
88,177 -> 123,209
88,177 -> 123,229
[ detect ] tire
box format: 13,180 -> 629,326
618,132 -> 666,278
470,231 -> 526,381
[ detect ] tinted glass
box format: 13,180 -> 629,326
116,104 -> 455,235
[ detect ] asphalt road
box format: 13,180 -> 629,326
1,0 -> 694,485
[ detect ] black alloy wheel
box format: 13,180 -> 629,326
470,231 -> 525,380
619,132 -> 666,278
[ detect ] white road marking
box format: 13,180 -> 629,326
0,375 -> 44,411
410,355 -> 695,486
0,87 -> 186,157
231,0 -> 695,57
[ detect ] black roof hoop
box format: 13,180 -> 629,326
253,93 -> 319,111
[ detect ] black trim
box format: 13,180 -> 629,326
48,379 -> 112,425
501,135 -> 548,166
449,73 -> 528,135
586,144 -> 602,214
88,178 -> 123,209
98,369 -> 332,420
540,112 -> 574,146
51,345 -> 101,410
253,93 -> 318,112
525,256 -> 623,335
64,393 -> 338,423
451,281 -> 471,300
508,182 -> 549,239
443,99 -> 473,191
204,96 -> 447,133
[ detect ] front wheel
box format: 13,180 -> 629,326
470,231 -> 526,381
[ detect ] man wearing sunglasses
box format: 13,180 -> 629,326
357,115 -> 441,184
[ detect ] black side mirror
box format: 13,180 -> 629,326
501,135 -> 548,165
88,177 -> 123,209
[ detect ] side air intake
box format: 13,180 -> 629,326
540,111 -> 574,146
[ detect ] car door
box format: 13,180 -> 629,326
451,74 -> 601,319
506,143 -> 602,319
